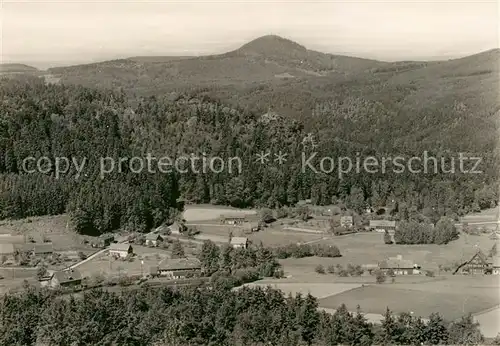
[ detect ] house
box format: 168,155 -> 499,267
168,222 -> 183,235
369,220 -> 397,233
220,213 -> 246,225
0,243 -> 15,263
50,269 -> 82,288
145,233 -> 163,247
230,237 -> 248,249
109,243 -> 133,258
90,234 -> 115,248
151,258 -> 202,279
379,255 -> 420,275
340,216 -> 354,228
34,243 -> 54,256
453,249 -> 491,275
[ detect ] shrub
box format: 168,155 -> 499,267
375,270 -> 386,284
425,270 -> 435,277
315,265 -> 325,274
327,265 -> 336,274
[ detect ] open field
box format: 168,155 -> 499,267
474,306 -> 500,338
317,284 -> 499,321
308,232 -> 496,271
0,214 -> 94,252
183,205 -> 257,222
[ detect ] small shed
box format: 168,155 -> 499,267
145,233 -> 163,247
230,237 -> 248,249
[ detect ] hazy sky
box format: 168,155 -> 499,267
1,0 -> 499,68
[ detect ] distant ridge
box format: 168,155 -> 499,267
0,63 -> 39,73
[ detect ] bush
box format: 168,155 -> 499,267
425,270 -> 435,277
315,264 -> 325,274
375,270 -> 386,284
327,265 -> 336,274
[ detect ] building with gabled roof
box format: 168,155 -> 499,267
145,233 -> 163,247
50,269 -> 82,288
453,249 -> 491,275
109,243 -> 133,258
151,258 -> 202,279
378,255 -> 420,275
220,213 -> 246,225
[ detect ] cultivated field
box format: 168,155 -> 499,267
317,283 -> 499,321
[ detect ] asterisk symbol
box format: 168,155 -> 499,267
274,151 -> 288,164
255,151 -> 271,164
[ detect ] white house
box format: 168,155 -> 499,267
145,233 -> 163,247
109,243 -> 133,258
230,237 -> 248,249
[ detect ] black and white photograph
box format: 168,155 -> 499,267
0,1 -> 499,345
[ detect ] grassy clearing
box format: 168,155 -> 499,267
318,284 -> 499,321
317,232 -> 495,270
183,205 -> 257,222
0,214 -> 93,252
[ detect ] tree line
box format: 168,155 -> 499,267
0,78 -> 497,236
0,284 -> 491,346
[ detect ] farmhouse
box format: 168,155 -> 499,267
50,269 -> 82,288
340,216 -> 354,228
168,221 -> 184,235
453,249 -> 491,275
369,220 -> 396,233
220,213 -> 246,225
145,233 -> 163,247
230,237 -> 248,249
109,243 -> 133,258
90,234 -> 115,248
379,255 -> 420,275
151,258 -> 201,279
33,243 -> 54,256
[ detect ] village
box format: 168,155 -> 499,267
0,202 -> 499,337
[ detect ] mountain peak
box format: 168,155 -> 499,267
237,35 -> 307,57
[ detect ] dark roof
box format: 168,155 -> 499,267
53,269 -> 82,284
159,258 -> 201,271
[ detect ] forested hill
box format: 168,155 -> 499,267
0,76 -> 498,235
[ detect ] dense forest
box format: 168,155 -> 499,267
0,285 -> 488,346
0,76 -> 498,235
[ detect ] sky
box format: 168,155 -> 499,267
1,0 -> 499,69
